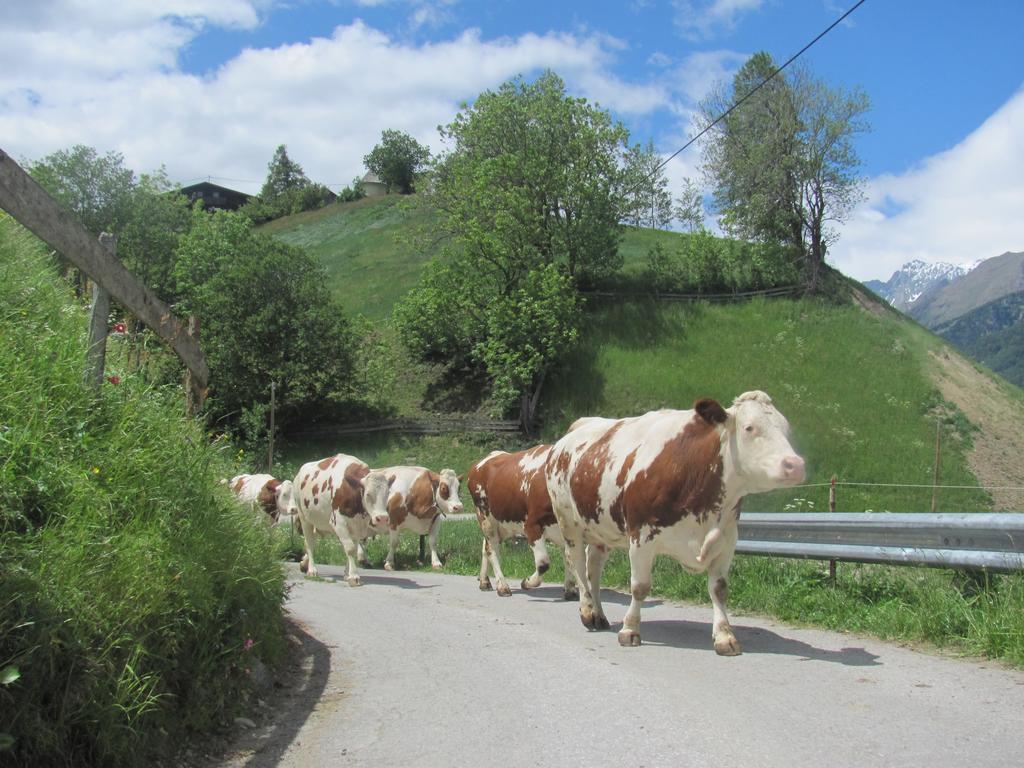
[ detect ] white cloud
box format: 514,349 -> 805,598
830,88 -> 1024,281
0,16 -> 669,193
673,0 -> 763,41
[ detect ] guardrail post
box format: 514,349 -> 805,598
828,475 -> 837,586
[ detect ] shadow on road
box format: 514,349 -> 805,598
215,619 -> 331,768
637,619 -> 882,666
524,585 -> 664,607
307,571 -> 439,590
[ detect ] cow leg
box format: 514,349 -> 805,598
619,541 -> 656,647
478,538 -> 492,591
562,544 -> 579,601
357,541 -> 371,567
586,544 -> 611,630
427,516 -> 443,570
384,529 -> 400,571
333,527 -> 363,587
299,518 -> 319,578
707,532 -> 741,656
485,536 -> 513,596
521,537 -> 549,590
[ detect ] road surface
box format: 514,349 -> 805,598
215,564 -> 1024,768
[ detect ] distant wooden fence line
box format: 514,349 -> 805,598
582,285 -> 801,302
0,148 -> 208,413
295,416 -> 523,440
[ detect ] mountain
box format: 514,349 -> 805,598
934,290 -> 1024,387
866,259 -> 979,311
908,251 -> 1024,327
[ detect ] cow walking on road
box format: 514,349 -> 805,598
292,454 -> 392,585
546,391 -> 805,654
468,445 -> 578,599
227,473 -> 294,524
380,466 -> 463,571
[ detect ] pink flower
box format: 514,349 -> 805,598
243,638 -> 254,652
107,375 -> 121,385
113,322 -> 126,334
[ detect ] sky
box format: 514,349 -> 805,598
1,0 -> 1022,281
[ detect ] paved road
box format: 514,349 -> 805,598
217,564 -> 1024,768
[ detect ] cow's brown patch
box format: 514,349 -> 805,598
317,456 -> 334,471
622,415 -> 724,535
256,479 -> 281,515
569,423 -> 623,522
300,476 -> 308,490
232,477 -> 245,494
406,471 -> 438,521
387,491 -> 407,529
438,480 -> 450,500
311,484 -> 319,497
609,446 -> 639,531
332,461 -> 369,518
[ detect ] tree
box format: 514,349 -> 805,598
699,53 -> 869,292
173,208 -> 356,430
622,139 -> 673,229
675,177 -> 706,232
259,144 -> 309,201
395,70 -> 631,417
363,130 -> 431,194
29,145 -> 135,236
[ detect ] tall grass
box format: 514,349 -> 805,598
0,216 -> 285,767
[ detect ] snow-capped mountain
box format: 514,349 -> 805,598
864,259 -> 982,312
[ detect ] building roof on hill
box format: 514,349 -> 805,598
361,171 -> 384,184
179,181 -> 251,211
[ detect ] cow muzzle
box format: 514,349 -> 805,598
780,455 -> 806,483
371,513 -> 390,528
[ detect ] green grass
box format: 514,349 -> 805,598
288,518 -> 1024,667
0,216 -> 285,767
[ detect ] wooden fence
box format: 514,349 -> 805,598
582,285 -> 801,302
296,416 -> 523,441
0,148 -> 208,411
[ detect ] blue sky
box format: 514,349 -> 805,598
2,0 -> 1022,280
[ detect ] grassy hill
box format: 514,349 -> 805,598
264,195 -> 1024,514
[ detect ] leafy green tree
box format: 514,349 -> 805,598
699,53 -> 869,293
363,130 -> 431,194
173,209 -> 356,430
675,177 -> 706,232
29,144 -> 135,236
397,70 -> 630,417
622,139 -> 673,229
259,144 -> 309,201
119,170 -> 192,302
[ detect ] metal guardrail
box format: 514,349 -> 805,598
738,512 -> 1024,573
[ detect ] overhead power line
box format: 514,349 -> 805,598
643,0 -> 868,186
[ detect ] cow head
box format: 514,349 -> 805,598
360,471 -> 393,529
275,479 -> 297,521
719,391 -> 805,493
435,468 -> 464,515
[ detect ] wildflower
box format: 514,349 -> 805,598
113,322 -> 126,334
91,467 -> 101,475
106,375 -> 121,385
243,638 -> 254,652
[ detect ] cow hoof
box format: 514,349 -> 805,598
497,583 -> 512,597
306,568 -> 318,579
299,556 -> 309,574
384,562 -> 395,572
479,579 -> 493,591
714,634 -> 742,656
520,578 -> 536,590
618,630 -> 642,647
581,611 -> 610,631
595,615 -> 610,631
347,576 -> 362,587
563,588 -> 579,602
432,563 -> 444,571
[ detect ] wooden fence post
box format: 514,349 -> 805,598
828,475 -> 837,586
268,381 -> 276,472
184,316 -> 204,417
85,234 -> 114,392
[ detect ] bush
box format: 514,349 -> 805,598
0,215 -> 285,766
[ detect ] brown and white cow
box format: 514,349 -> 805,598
546,391 -> 805,654
292,454 -> 392,586
380,466 -> 463,571
228,473 -> 294,524
468,445 -> 578,599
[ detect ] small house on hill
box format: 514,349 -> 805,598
180,181 -> 251,211
361,171 -> 388,198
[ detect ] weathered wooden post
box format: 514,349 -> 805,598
85,233 -> 114,392
268,381 -> 276,472
184,316 -> 204,417
931,421 -> 942,513
828,475 -> 837,586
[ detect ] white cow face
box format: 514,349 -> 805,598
275,479 -> 297,520
435,469 -> 464,515
726,391 -> 806,493
361,471 -> 393,528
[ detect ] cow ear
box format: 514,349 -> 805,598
694,398 -> 727,425
386,474 -> 397,488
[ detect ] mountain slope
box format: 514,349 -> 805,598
934,291 -> 1024,387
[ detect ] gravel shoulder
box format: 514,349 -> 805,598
209,564 -> 1024,768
